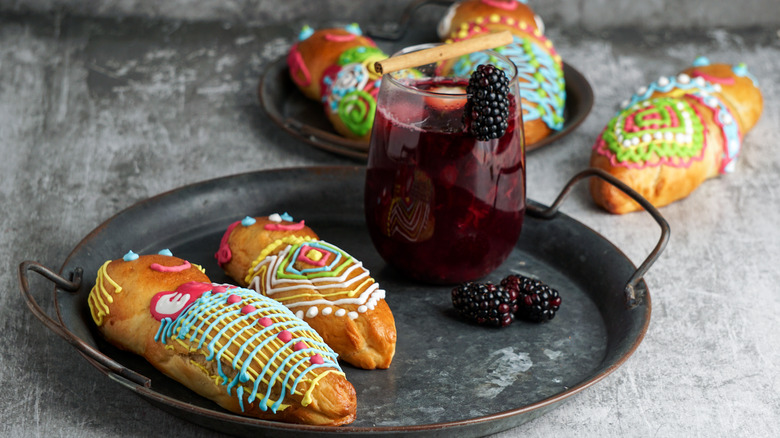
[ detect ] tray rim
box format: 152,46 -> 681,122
47,165 -> 651,436
258,58 -> 595,161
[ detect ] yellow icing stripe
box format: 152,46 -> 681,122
192,262 -> 206,274
245,235 -> 314,284
301,369 -> 344,407
273,290 -> 351,303
350,277 -> 374,298
88,260 -> 121,326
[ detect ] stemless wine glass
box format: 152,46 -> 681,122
364,44 -> 526,284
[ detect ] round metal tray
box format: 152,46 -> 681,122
20,166 -> 667,437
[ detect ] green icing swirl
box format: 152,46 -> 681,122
338,46 -> 386,66
602,97 -> 705,165
338,90 -> 376,137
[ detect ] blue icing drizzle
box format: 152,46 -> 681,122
123,251 -> 139,261
623,73 -> 720,110
451,35 -> 566,130
280,212 -> 294,222
701,95 -> 742,173
298,25 -> 314,41
692,56 -> 710,67
155,286 -> 340,413
241,216 -> 256,226
158,248 -> 173,256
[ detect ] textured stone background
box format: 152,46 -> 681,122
1,1 -> 779,437
2,0 -> 779,29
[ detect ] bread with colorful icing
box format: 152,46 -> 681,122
88,251 -> 357,426
589,57 -> 763,214
438,0 -> 566,145
287,24 -> 386,141
215,214 -> 396,370
287,24 -> 378,100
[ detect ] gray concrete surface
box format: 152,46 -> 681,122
2,0 -> 779,29
1,1 -> 779,437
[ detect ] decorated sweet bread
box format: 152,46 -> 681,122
216,214 -> 397,370
87,250 -> 356,426
437,0 -> 566,145
589,57 -> 763,214
287,24 -> 387,142
284,3 -> 566,146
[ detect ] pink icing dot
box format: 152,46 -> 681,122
215,220 -> 241,267
310,354 -> 324,365
241,305 -> 256,314
227,294 -> 242,304
278,330 -> 292,343
259,317 -> 272,327
294,341 -> 308,351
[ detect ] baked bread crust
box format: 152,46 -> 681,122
287,27 -> 376,101
88,253 -> 356,426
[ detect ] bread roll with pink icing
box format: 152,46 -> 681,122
216,214 -> 396,370
287,24 -> 378,100
88,251 -> 356,426
286,24 -> 387,142
589,57 -> 763,214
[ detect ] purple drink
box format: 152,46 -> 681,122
365,75 -> 525,284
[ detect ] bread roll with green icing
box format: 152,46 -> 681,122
589,57 -> 763,214
286,23 -> 386,142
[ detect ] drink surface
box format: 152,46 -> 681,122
365,78 -> 526,284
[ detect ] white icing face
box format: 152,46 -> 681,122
154,292 -> 191,317
437,2 -> 459,39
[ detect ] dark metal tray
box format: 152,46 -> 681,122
20,166 -> 668,437
258,59 -> 594,160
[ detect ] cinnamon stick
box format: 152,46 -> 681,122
374,30 -> 514,75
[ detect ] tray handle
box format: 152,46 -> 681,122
365,0 -> 455,40
526,168 -> 670,308
18,261 -> 152,388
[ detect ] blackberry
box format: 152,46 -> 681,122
465,64 -> 511,141
451,282 -> 515,327
501,274 -> 562,323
